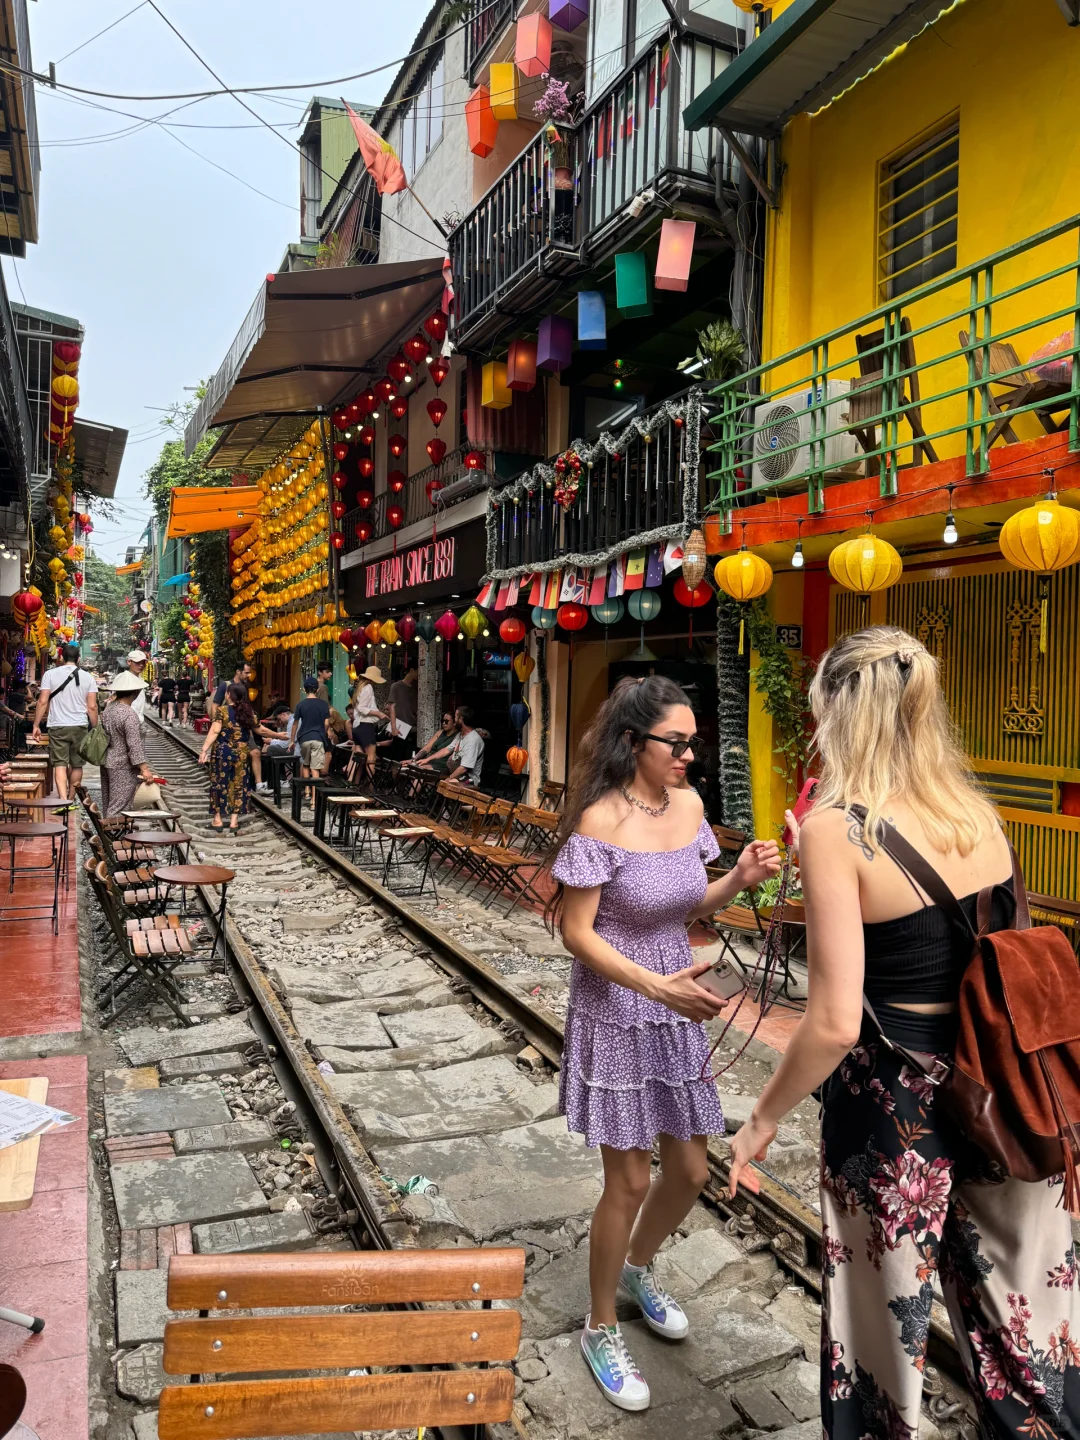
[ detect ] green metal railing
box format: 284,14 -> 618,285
706,214 -> 1080,517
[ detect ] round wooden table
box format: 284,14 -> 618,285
153,864 -> 235,962
3,797 -> 71,880
0,821 -> 67,932
123,830 -> 191,864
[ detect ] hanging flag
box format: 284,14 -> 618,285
560,567 -> 588,604
663,539 -> 685,574
624,549 -> 647,591
441,255 -> 455,317
476,580 -> 496,607
495,580 -> 512,610
527,573 -> 543,607
506,576 -> 520,607
544,570 -> 562,609
645,544 -> 664,588
607,553 -> 627,597
343,102 -> 408,195
587,564 -> 609,606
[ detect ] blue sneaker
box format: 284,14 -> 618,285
580,1317 -> 651,1411
620,1261 -> 689,1339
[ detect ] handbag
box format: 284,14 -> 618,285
133,781 -> 163,809
77,724 -> 110,767
852,807 -> 1080,1210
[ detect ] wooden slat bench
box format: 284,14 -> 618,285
159,1247 -> 524,1440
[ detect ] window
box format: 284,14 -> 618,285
399,54 -> 445,177
878,121 -> 959,302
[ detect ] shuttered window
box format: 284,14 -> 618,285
878,121 -> 959,302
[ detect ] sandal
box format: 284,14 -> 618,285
211,817 -> 223,830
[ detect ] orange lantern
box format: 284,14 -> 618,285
365,620 -> 382,645
466,84 -> 498,158
507,745 -> 529,775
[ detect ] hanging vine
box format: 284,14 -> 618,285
715,600 -> 753,836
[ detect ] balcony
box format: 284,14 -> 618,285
448,31 -> 735,348
341,444 -> 492,557
464,0 -> 514,82
704,214 -> 1080,519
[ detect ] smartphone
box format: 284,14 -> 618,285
783,777 -> 818,846
694,958 -> 747,1001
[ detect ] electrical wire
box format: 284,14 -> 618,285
54,2 -> 149,65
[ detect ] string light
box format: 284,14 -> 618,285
791,518 -> 804,568
943,486 -> 958,545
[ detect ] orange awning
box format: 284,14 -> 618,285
167,486 -> 263,538
114,560 -> 143,575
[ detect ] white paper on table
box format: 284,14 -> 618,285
0,1090 -> 78,1150
391,719 -> 413,739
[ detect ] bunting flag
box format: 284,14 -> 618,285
645,543 -> 664,588
495,580 -> 512,610
543,571 -> 562,609
441,255 -> 455,317
587,564 -> 609,605
476,579 -> 496,607
607,553 -> 627,597
559,567 -> 589,604
624,548 -> 647,591
506,575 -> 520,607
343,102 -> 408,195
527,573 -> 543,607
663,539 -> 685,574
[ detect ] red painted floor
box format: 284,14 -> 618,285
0,814 -> 81,1037
0,1055 -> 89,1440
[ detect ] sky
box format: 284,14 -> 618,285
4,0 -> 430,563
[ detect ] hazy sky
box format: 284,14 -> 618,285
5,0 -> 429,562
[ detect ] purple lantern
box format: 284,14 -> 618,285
537,314 -> 573,372
550,0 -> 588,31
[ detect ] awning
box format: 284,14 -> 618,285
184,259 -> 446,457
73,418 -> 128,499
204,415 -> 312,473
166,486 -> 263,539
115,560 -> 143,575
682,0 -> 958,136
161,572 -> 191,587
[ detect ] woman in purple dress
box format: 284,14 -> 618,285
549,675 -> 780,1412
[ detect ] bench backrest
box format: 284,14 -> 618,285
159,1247 -> 525,1440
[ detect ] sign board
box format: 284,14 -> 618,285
345,518 -> 488,612
776,624 -> 803,649
365,537 -> 455,600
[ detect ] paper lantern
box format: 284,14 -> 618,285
513,653 -> 535,684
355,520 -> 373,543
577,291 -> 606,350
375,378 -> 396,406
673,578 -> 712,607
429,354 -> 451,387
516,12 -> 552,76
627,590 -> 661,622
346,400 -> 362,423
466,84 -> 498,158
426,478 -> 443,504
424,311 -> 447,344
358,458 -> 375,478
427,397 -> 448,428
465,449 -> 486,471
510,699 -> 531,731
330,530 -> 345,550
557,602 -> 588,631
380,620 -> 399,646
828,534 -> 903,593
398,614 -> 417,643
507,745 -> 528,775
404,333 -> 430,365
435,609 -> 460,641
338,628 -> 355,650
506,340 -> 538,393
387,353 -> 411,386
389,395 -> 409,420
358,424 -> 376,447
714,550 -> 773,601
331,499 -> 346,520
416,614 -> 437,644
426,437 -> 447,465
53,340 -> 81,367
489,62 -> 518,120
358,389 -> 376,415
481,361 -> 512,410
389,470 -> 406,492
357,489 -> 374,508
682,529 -> 708,588
332,471 -> 348,490
550,0 -> 588,30
52,373 -> 78,402
387,504 -> 405,529
999,499 -> 1080,572
591,597 -> 625,625
332,408 -> 350,431
333,441 -> 349,461
614,251 -> 653,317
389,434 -> 407,458
656,218 -> 696,292
531,606 -> 558,630
537,314 -> 573,372
12,589 -> 43,626
459,605 -> 485,640
500,616 -> 526,644
365,620 -> 382,645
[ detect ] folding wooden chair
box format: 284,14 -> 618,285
959,329 -> 1073,448
90,860 -> 192,1026
850,315 -> 939,466
538,781 -> 566,811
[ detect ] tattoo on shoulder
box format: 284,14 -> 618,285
847,816 -> 875,861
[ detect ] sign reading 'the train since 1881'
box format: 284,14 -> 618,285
364,536 -> 456,600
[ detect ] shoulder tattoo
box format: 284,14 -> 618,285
846,815 -> 875,861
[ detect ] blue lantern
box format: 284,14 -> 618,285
531,606 -> 558,630
591,597 -> 625,626
577,290 -> 606,351
510,700 -> 531,734
627,591 -> 661,622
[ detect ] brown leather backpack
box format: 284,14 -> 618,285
854,809 -> 1080,1213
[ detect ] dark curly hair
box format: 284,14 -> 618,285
226,681 -> 257,735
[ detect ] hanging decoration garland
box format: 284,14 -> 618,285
553,448 -> 583,510
536,633 -> 550,788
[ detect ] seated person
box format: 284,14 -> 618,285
443,706 -> 485,787
408,710 -> 459,773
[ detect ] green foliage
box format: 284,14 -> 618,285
81,551 -> 131,664
158,598 -> 187,651
192,533 -> 241,677
677,320 -> 746,381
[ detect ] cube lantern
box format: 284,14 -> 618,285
482,361 -> 513,408
515,14 -> 553,77
537,314 -> 573,372
615,251 -> 652,316
655,218 -> 696,292
550,0 -> 588,31
577,290 -> 607,350
489,63 -> 519,120
466,85 -> 498,158
507,339 -> 538,392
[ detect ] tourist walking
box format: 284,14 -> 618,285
175,673 -> 191,727
290,675 -> 331,799
386,666 -> 418,761
729,627 -> 1080,1440
197,681 -> 254,829
349,665 -> 385,783
99,671 -> 154,817
157,672 -> 177,724
121,651 -> 149,721
33,642 -> 100,803
549,675 -> 780,1412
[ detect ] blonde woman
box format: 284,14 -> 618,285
729,627 -> 1078,1440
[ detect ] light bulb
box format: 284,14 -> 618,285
371,410 -> 380,421
791,540 -> 804,569
404,375 -> 413,384
943,513 -> 958,545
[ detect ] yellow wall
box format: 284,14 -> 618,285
763,0 -> 1080,455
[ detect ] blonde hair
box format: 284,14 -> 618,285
809,625 -> 996,856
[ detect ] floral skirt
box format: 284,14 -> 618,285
820,1024 -> 1080,1440
560,1007 -> 725,1151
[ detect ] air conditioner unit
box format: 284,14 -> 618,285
749,381 -> 862,490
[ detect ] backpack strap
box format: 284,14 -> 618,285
978,843 -> 1029,933
848,805 -> 977,940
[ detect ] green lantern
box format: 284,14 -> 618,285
627,591 -> 661,622
459,604 -> 486,640
415,614 -> 436,644
591,597 -> 625,625
531,606 -> 558,630
614,251 -> 653,318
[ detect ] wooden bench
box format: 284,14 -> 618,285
159,1247 -> 525,1440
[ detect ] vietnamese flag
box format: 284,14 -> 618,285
344,101 -> 408,195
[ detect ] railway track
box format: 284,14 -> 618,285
95,718 -> 972,1439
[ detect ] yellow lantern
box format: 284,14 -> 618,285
999,498 -> 1080,573
380,619 -> 399,646
459,604 -> 486,639
828,533 -> 902,593
714,549 -> 773,601
681,528 -> 708,589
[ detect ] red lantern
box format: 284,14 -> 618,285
389,395 -> 409,420
53,340 -> 81,366
429,355 -> 451,388
330,530 -> 345,550
355,520 -> 373,543
435,609 -> 459,642
358,458 -> 374,478
357,489 -> 374,509
426,437 -> 447,465
387,353 -> 411,385
557,602 -> 588,631
398,613 -> 417,643
426,397 -> 447,428
375,378 -> 397,405
424,311 -> 447,344
387,504 -> 405,529
332,408 -> 350,431
499,616 -> 526,644
404,333 -> 430,364
346,401 -> 362,424
358,425 -> 376,448
332,471 -> 348,490
76,512 -> 91,527
358,389 -> 376,415
426,478 -> 443,505
388,471 -> 406,493
673,578 -> 712,607
12,590 -> 43,626
388,434 -> 407,458
331,499 -> 346,520
339,628 -> 355,649
464,449 -> 486,471
333,441 -> 349,461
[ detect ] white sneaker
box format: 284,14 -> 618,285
580,1317 -> 650,1411
255,782 -> 270,793
620,1261 -> 689,1339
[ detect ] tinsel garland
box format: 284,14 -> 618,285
483,388 -> 704,580
536,634 -> 550,788
714,596 -> 754,838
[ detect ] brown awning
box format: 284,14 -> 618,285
166,485 -> 263,539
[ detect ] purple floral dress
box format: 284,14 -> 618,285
551,818 -> 726,1150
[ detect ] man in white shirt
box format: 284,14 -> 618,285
33,642 -> 99,801
445,705 -> 485,787
119,651 -> 148,722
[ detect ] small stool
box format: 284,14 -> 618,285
379,825 -> 437,900
123,830 -> 192,866
345,808 -> 398,867
318,793 -> 376,844
153,865 -> 235,963
264,751 -> 297,807
0,822 -> 67,932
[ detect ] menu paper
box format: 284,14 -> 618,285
0,1089 -> 78,1150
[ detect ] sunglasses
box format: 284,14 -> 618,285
639,732 -> 702,758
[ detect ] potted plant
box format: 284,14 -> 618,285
677,319 -> 747,381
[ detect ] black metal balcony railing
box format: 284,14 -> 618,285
464,0 -> 514,80
342,445 -> 492,556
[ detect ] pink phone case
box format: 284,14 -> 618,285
694,960 -> 747,1001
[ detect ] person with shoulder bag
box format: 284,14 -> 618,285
729,627 -> 1079,1440
97,671 -> 154,816
32,642 -> 99,805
